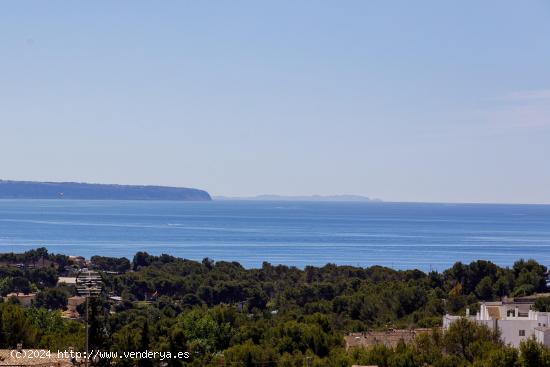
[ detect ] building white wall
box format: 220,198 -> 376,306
443,311 -> 550,348
497,320 -> 539,347
535,329 -> 550,346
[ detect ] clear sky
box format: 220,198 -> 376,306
1,1 -> 549,203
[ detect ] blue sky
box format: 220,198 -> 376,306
1,1 -> 549,203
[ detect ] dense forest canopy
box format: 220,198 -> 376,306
1,248 -> 550,366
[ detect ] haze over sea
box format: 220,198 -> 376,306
1,199 -> 549,271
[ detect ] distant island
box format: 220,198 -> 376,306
0,180 -> 211,201
214,194 -> 381,202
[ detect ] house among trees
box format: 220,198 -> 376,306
444,297 -> 550,347
68,256 -> 87,268
3,292 -> 36,307
0,347 -> 74,366
345,329 -> 432,350
61,296 -> 86,319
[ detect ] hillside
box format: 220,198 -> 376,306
0,180 -> 211,201
0,248 -> 548,366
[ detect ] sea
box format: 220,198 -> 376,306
0,199 -> 549,272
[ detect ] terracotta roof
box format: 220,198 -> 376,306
4,293 -> 36,299
487,306 -> 501,320
345,329 -> 433,350
61,310 -> 79,319
0,350 -> 72,366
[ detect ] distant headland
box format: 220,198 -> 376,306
0,180 -> 211,201
214,194 -> 381,202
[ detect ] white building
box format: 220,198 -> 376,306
444,299 -> 550,347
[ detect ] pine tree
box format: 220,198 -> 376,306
138,320 -> 153,367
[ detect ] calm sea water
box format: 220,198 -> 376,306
0,199 -> 549,271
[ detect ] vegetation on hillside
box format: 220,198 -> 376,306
0,248 -> 549,366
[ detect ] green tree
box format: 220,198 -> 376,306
534,296 -> 550,312
483,346 -> 519,367
476,276 -> 495,300
443,318 -> 499,362
519,338 -> 550,367
34,288 -> 68,310
138,320 -> 153,367
10,276 -> 31,294
224,340 -> 278,367
0,303 -> 38,347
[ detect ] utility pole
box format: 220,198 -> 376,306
76,270 -> 103,367
86,296 -> 89,367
